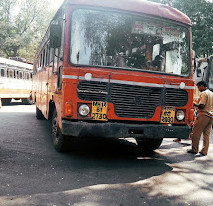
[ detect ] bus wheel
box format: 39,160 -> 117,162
2,99 -> 11,106
36,106 -> 44,119
136,138 -> 163,154
52,109 -> 69,152
22,98 -> 33,105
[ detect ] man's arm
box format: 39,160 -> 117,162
193,102 -> 205,109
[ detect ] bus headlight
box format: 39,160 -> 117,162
176,110 -> 185,121
78,104 -> 90,116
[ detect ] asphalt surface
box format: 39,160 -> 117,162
0,102 -> 213,206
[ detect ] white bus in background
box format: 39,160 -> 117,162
193,56 -> 213,101
204,56 -> 213,91
194,56 -> 213,91
0,57 -> 33,106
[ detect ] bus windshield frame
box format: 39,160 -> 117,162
70,8 -> 191,76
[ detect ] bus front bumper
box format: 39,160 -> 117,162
62,120 -> 191,139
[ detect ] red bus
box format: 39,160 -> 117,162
33,0 -> 195,152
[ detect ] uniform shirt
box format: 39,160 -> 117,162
198,89 -> 213,118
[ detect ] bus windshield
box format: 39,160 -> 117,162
70,9 -> 190,76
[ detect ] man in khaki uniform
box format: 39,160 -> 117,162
188,81 -> 213,156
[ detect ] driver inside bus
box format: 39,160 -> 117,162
127,43 -> 165,71
147,54 -> 165,71
127,50 -> 147,68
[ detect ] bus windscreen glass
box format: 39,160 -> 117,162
70,9 -> 190,76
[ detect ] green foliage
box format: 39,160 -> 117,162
0,0 -> 56,62
148,0 -> 213,57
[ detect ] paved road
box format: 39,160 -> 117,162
0,103 -> 213,206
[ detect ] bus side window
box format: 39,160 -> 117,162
43,49 -> 46,68
1,69 -> 5,77
49,47 -> 54,65
46,44 -> 50,66
19,71 -> 23,79
41,49 -> 46,69
59,13 -> 65,60
40,53 -> 43,68
53,48 -> 59,73
17,71 -> 19,79
9,70 -> 14,78
26,73 -> 30,80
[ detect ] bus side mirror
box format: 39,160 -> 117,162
50,24 -> 62,48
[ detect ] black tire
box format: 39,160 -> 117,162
136,138 -> 163,154
52,109 -> 70,152
22,98 -> 33,105
36,106 -> 44,119
2,99 -> 11,106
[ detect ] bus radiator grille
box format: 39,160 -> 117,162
110,83 -> 161,119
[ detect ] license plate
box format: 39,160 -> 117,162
91,101 -> 108,121
160,106 -> 175,123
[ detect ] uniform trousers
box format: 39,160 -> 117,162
191,114 -> 213,155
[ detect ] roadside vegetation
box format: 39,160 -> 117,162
0,0 -> 56,62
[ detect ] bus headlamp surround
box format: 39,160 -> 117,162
176,110 -> 185,121
79,104 -> 90,116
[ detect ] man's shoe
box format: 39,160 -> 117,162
187,149 -> 197,154
199,152 -> 206,156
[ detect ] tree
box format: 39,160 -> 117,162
148,0 -> 213,57
0,0 -> 55,62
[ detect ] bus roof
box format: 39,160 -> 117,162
65,0 -> 191,26
0,57 -> 33,70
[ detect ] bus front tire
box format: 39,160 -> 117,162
52,109 -> 69,152
136,138 -> 163,154
2,99 -> 11,106
22,98 -> 33,105
36,106 -> 44,119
